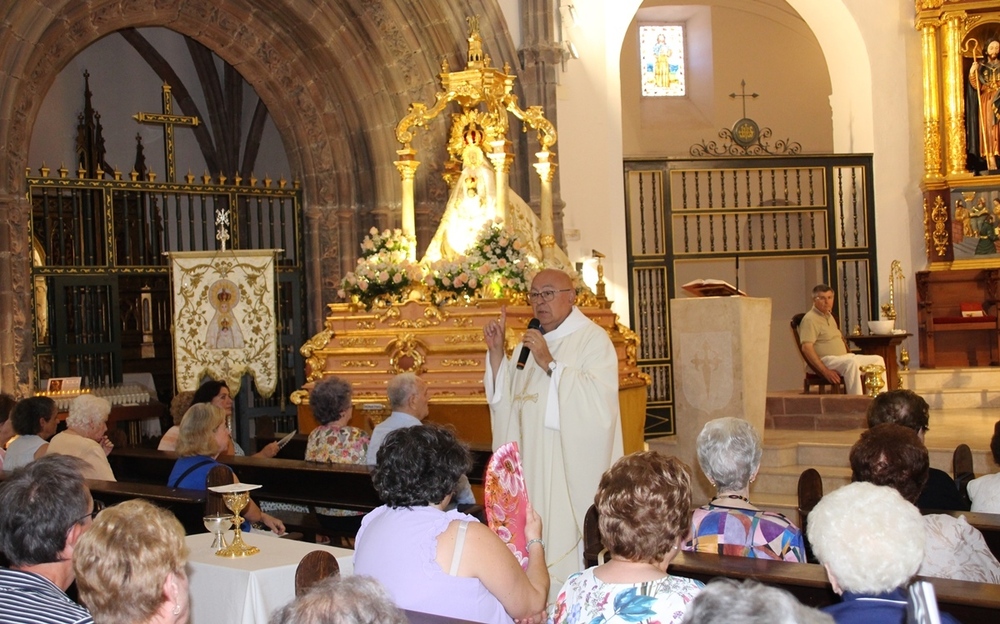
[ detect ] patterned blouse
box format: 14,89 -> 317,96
302,424 -> 370,517
682,503 -> 806,562
550,568 -> 703,624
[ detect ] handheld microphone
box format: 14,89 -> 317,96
516,318 -> 542,370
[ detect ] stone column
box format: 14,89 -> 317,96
488,140 -> 515,222
519,0 -> 566,244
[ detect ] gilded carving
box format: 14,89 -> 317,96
444,333 -> 483,344
356,320 -> 377,330
924,120 -> 942,178
342,360 -> 378,368
616,322 -> 642,369
387,333 -> 426,374
338,336 -> 378,348
442,359 -> 479,367
300,328 -> 333,382
930,195 -> 950,256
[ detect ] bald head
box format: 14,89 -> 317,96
529,269 -> 576,332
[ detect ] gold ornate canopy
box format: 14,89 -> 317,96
394,16 -> 559,262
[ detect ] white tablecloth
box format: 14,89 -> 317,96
186,532 -> 354,624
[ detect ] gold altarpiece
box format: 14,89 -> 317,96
292,21 -> 650,454
916,1 -> 1000,268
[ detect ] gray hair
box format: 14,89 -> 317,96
269,575 -> 407,624
695,418 -> 762,492
66,394 -> 111,434
310,376 -> 353,425
807,482 -> 924,595
682,579 -> 833,624
386,373 -> 419,411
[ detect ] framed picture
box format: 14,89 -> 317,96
47,377 -> 81,392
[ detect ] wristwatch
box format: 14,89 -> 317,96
546,360 -> 557,376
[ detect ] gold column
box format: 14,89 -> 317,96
941,12 -> 968,177
533,149 -> 558,263
394,148 -> 419,259
919,18 -> 943,181
487,139 -> 514,222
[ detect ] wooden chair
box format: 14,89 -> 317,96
582,504 -> 610,568
295,550 -> 340,596
954,443 -> 975,507
797,468 -> 823,564
205,464 -> 235,517
790,313 -> 845,394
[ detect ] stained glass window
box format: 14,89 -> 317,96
640,25 -> 685,97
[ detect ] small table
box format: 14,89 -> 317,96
849,332 -> 911,391
186,531 -> 354,624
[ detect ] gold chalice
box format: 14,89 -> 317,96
203,513 -> 233,551
208,484 -> 262,557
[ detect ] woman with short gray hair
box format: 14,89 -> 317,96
682,417 -> 805,562
46,394 -> 116,481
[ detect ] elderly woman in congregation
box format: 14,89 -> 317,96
2,396 -> 59,471
683,417 -> 805,562
354,425 -> 549,624
551,451 -> 703,623
808,481 -> 960,623
74,499 -> 191,624
850,423 -> 1000,583
167,402 -> 285,534
46,394 -> 115,481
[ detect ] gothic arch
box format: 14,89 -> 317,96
0,0 -> 523,392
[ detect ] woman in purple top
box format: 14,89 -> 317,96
683,418 -> 806,562
354,425 -> 549,624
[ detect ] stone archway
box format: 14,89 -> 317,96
0,0 -> 524,393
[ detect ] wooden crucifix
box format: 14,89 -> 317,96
133,84 -> 200,183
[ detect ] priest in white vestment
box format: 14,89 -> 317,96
484,269 -> 624,595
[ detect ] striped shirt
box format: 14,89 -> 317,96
0,568 -> 93,624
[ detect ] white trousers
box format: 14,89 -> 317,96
820,353 -> 887,395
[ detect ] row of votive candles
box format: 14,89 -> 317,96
36,384 -> 153,411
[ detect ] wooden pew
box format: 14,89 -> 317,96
0,471 -> 207,535
584,504 -> 1000,623
85,479 -> 207,535
671,550 -> 1000,624
253,433 -> 494,486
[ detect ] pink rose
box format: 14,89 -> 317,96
477,264 -> 491,275
392,273 -> 403,284
379,271 -> 389,282
358,280 -> 369,291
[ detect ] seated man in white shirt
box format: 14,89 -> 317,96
798,284 -> 885,395
366,373 -> 475,505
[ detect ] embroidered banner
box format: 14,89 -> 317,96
168,250 -> 280,397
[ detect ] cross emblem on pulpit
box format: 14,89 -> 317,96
133,83 -> 200,183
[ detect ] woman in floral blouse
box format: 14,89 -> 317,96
305,374 -> 370,536
551,452 -> 703,624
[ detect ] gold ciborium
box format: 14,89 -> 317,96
860,364 -> 886,398
208,483 -> 262,557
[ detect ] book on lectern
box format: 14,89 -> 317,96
682,278 -> 747,297
484,441 -> 530,570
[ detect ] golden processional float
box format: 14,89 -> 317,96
292,19 -> 649,457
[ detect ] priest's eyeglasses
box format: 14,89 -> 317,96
76,499 -> 105,524
528,288 -> 573,303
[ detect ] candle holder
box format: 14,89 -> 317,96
208,484 -> 262,557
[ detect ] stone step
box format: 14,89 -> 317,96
903,367 -> 1000,392
765,393 -> 870,431
921,388 -> 1000,410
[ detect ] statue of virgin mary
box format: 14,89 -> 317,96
421,143 -> 571,271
